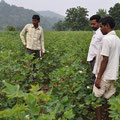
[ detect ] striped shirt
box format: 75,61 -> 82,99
20,24 -> 45,53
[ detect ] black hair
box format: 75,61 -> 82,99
32,15 -> 40,21
90,15 -> 101,22
100,16 -> 115,29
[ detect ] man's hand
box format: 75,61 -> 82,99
95,56 -> 108,89
41,51 -> 44,57
95,78 -> 101,89
93,56 -> 96,60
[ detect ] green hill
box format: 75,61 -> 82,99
37,10 -> 64,19
37,11 -> 65,30
0,0 -> 64,30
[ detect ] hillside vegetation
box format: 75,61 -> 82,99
0,0 -> 64,30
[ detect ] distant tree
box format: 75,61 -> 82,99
96,9 -> 108,17
6,25 -> 16,31
53,20 -> 67,31
65,6 -> 89,31
109,3 -> 120,29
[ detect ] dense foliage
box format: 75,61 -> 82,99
6,25 -> 16,31
53,20 -> 68,31
53,7 -> 91,31
96,9 -> 108,18
109,3 -> 120,30
65,6 -> 89,31
0,31 -> 120,120
54,3 -> 120,31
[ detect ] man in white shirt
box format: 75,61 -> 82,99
93,16 -> 120,120
87,15 -> 103,83
20,15 -> 45,70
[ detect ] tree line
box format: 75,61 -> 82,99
53,3 -> 120,31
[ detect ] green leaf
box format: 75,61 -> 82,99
2,81 -> 25,99
63,109 -> 75,119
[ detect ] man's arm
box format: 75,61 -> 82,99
20,25 -> 28,48
40,28 -> 45,57
95,56 -> 108,89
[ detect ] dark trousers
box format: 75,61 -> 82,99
90,58 -> 96,84
26,48 -> 40,70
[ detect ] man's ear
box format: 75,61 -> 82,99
106,23 -> 110,29
98,22 -> 102,27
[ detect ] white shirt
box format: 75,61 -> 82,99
87,28 -> 103,61
20,24 -> 45,53
93,31 -> 120,80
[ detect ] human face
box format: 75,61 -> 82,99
100,23 -> 108,35
90,20 -> 99,31
32,19 -> 39,27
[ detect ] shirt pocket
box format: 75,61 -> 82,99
35,31 -> 40,40
91,36 -> 101,45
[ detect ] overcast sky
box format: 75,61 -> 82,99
4,0 -> 120,17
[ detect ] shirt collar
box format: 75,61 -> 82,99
93,28 -> 100,34
107,30 -> 116,35
31,24 -> 40,30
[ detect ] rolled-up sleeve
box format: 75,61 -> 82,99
101,39 -> 110,57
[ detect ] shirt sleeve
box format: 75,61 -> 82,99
40,27 -> 45,53
20,24 -> 28,45
101,38 -> 110,57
